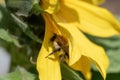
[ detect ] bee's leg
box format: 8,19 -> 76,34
59,54 -> 65,62
59,53 -> 69,62
59,50 -> 66,62
65,52 -> 69,59
45,48 -> 61,58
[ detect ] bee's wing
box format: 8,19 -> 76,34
61,46 -> 69,58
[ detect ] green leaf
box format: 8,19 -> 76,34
0,29 -> 12,42
5,0 -> 40,17
0,6 -> 42,43
0,5 -> 19,29
61,63 -> 84,80
0,29 -> 21,47
107,48 -> 120,73
0,67 -> 35,80
92,70 -> 120,80
106,73 -> 120,80
11,14 -> 42,43
116,16 -> 120,22
30,3 -> 44,15
92,70 -> 103,80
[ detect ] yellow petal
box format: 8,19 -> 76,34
72,56 -> 92,80
81,0 -> 105,5
54,0 -> 120,37
41,0 -> 60,14
75,31 -> 109,79
92,0 -> 105,5
37,46 -> 61,80
51,18 -> 109,79
37,14 -> 61,80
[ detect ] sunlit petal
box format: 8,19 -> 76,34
72,56 -> 91,80
37,0 -> 115,80
53,0 -> 120,37
37,14 -> 62,80
81,0 -> 105,5
41,0 -> 60,14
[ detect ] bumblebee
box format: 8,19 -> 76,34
45,34 -> 69,62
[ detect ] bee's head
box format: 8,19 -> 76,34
50,33 -> 57,42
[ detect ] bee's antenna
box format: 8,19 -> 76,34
48,33 -> 57,44
45,52 -> 54,58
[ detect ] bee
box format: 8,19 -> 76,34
45,34 -> 69,62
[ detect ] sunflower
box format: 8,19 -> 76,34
37,0 -> 120,80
